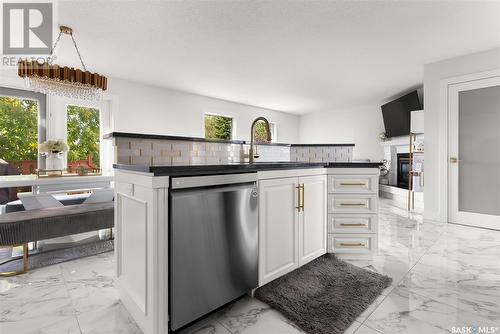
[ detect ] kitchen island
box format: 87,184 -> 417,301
113,161 -> 381,334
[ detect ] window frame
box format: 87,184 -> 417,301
0,87 -> 47,170
269,122 -> 277,143
203,112 -> 235,141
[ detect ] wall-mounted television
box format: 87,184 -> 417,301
381,91 -> 421,138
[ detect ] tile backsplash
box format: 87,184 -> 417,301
290,146 -> 353,163
113,137 -> 352,165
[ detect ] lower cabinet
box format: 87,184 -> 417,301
299,175 -> 327,266
258,177 -> 299,285
327,168 -> 380,258
258,174 -> 326,286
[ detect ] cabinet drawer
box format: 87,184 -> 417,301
327,234 -> 376,254
327,194 -> 377,213
328,214 -> 377,234
328,174 -> 377,194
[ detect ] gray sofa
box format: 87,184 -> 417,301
0,202 -> 114,276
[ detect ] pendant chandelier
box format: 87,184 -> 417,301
18,26 -> 107,100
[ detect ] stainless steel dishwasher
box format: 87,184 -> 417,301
169,173 -> 258,331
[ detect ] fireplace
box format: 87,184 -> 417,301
397,153 -> 410,189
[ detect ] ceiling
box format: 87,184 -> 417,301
57,0 -> 500,114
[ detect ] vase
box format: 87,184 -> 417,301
46,152 -> 64,175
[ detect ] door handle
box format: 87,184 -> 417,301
449,157 -> 462,163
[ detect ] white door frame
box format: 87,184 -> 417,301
438,69 -> 500,224
447,76 -> 500,229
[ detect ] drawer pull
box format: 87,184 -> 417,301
340,203 -> 366,206
340,223 -> 367,227
339,182 -> 367,186
340,242 -> 366,247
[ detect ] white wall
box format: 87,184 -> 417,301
298,104 -> 385,161
423,47 -> 500,222
108,78 -> 300,143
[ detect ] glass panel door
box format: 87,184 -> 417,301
459,86 -> 500,216
448,76 -> 500,230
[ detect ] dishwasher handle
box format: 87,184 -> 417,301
171,173 -> 257,190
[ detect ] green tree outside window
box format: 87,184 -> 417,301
0,96 -> 38,165
254,121 -> 275,143
67,105 -> 100,165
204,114 -> 232,140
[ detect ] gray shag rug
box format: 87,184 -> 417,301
254,254 -> 392,334
0,239 -> 113,272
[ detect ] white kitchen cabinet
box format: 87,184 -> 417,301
327,168 -> 380,258
258,171 -> 327,286
258,177 -> 299,285
298,175 -> 327,266
114,171 -> 169,334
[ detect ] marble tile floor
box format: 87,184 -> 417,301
1,199 -> 499,334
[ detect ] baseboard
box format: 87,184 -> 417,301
379,184 -> 423,209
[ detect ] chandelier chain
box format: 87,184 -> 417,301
49,31 -> 63,57
70,34 -> 87,72
49,30 -> 87,71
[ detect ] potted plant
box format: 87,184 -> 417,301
39,139 -> 69,176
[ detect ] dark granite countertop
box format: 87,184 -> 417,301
114,161 -> 382,177
104,132 -> 354,147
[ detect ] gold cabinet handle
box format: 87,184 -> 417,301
296,184 -> 304,212
340,203 -> 366,206
339,182 -> 367,186
340,242 -> 366,247
301,183 -> 304,212
339,223 -> 367,227
295,184 -> 301,212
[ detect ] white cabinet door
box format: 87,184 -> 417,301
298,175 -> 327,266
259,177 -> 299,285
